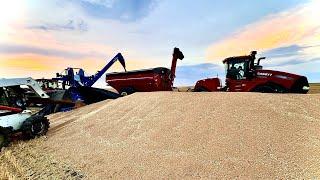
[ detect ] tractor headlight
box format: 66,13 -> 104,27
302,86 -> 310,90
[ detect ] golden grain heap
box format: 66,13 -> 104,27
1,92 -> 320,179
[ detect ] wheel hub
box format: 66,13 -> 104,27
31,122 -> 45,134
121,92 -> 128,96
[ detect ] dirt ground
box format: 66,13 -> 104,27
1,92 -> 320,179
309,83 -> 320,94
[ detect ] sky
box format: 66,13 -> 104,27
0,0 -> 319,87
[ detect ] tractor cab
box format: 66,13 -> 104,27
223,51 -> 263,81
0,86 -> 28,110
223,51 -> 269,92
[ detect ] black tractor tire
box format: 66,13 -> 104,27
270,84 -> 288,93
0,132 -> 10,151
120,87 -> 135,96
22,115 -> 50,140
15,98 -> 27,110
195,87 -> 209,92
252,85 -> 274,93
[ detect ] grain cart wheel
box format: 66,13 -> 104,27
22,115 -> 50,139
120,87 -> 135,96
196,87 -> 209,92
0,132 -> 10,151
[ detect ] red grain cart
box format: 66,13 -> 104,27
106,48 -> 184,95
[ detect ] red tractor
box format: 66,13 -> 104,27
106,48 -> 184,96
194,51 -> 310,93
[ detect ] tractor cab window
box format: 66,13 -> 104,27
40,80 -> 60,90
225,60 -> 250,80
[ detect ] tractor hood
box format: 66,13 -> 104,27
256,69 -> 309,93
256,69 -> 302,80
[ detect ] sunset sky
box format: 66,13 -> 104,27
0,0 -> 319,87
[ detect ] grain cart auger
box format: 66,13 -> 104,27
49,53 -> 126,111
194,51 -> 309,93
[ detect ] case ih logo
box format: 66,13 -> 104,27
257,72 -> 273,77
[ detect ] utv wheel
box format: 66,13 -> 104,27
22,116 -> 50,139
0,133 -> 10,151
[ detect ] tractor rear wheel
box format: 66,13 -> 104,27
22,115 -> 50,139
0,133 -> 9,151
271,84 -> 287,93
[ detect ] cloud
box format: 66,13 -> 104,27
0,51 -> 159,80
268,57 -> 320,67
0,53 -> 128,78
206,0 -> 320,61
251,43 -> 320,68
28,19 -> 88,32
260,45 -> 303,58
76,0 -> 158,22
260,44 -> 320,58
80,0 -> 116,8
1,0 -> 319,83
0,55 -> 55,71
0,43 -> 105,59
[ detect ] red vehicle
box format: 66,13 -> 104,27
194,51 -> 310,93
106,48 -> 184,95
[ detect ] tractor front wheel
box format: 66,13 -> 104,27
0,133 -> 10,151
252,85 -> 274,93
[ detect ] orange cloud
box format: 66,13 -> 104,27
0,54 -> 58,71
206,0 -> 320,61
0,54 -> 60,78
0,4 -> 162,79
1,20 -> 116,61
0,53 -> 158,79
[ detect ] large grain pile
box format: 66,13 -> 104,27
1,92 -> 320,179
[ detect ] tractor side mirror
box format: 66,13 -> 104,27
257,57 -> 266,65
